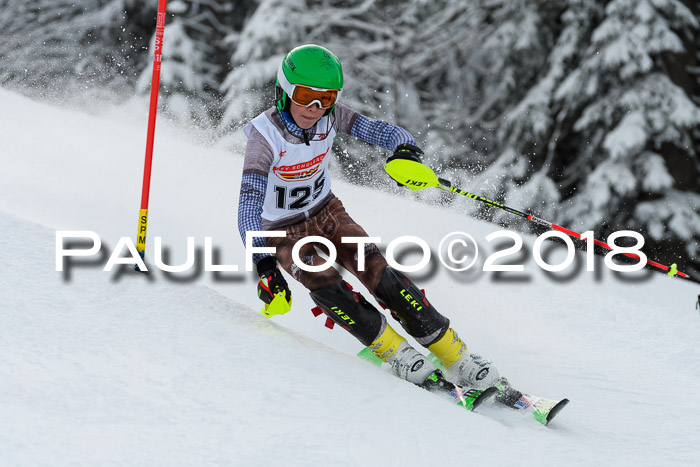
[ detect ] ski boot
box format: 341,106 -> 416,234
426,329 -> 569,424
382,338 -> 495,411
449,352 -> 501,389
426,328 -> 500,389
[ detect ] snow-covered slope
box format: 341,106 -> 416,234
1,89 -> 699,466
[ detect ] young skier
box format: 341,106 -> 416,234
238,44 -> 500,396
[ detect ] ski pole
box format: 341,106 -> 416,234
135,0 -> 168,271
384,159 -> 692,281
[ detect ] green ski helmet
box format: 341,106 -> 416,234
275,44 -> 343,116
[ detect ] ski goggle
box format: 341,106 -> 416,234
289,84 -> 338,109
277,62 -> 342,110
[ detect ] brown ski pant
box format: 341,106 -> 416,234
266,196 -> 387,294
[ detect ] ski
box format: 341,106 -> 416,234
493,378 -> 570,426
357,347 -> 566,422
426,351 -> 570,425
433,374 -> 499,412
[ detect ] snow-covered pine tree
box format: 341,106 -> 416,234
687,1 -> 700,174
431,0 -> 576,223
401,0 -> 495,168
327,0 -> 585,209
422,0 -> 700,273
550,0 -> 700,272
0,0 -> 155,100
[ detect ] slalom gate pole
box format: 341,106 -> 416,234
384,159 -> 693,281
135,0 -> 168,271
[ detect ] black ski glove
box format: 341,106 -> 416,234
386,143 -> 424,186
387,143 -> 423,164
256,256 -> 292,305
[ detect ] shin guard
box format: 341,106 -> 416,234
309,281 -> 384,346
374,267 -> 450,346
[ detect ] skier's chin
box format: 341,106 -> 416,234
296,116 -> 319,129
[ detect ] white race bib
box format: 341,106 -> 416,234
244,113 -> 336,223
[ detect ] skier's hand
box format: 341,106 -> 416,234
387,143 -> 423,164
386,143 -> 424,187
256,256 -> 292,305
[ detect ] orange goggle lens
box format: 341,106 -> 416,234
290,85 -> 338,109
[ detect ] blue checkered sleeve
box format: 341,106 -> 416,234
237,172 -> 270,265
350,114 -> 416,151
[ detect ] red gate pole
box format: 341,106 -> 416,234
136,0 -> 168,271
